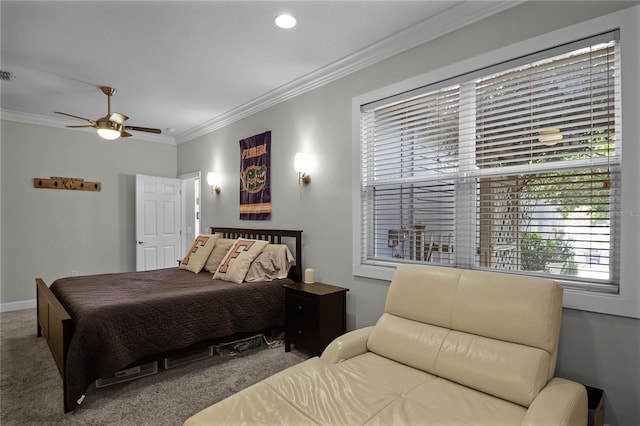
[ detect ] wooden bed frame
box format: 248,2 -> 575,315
36,227 -> 302,412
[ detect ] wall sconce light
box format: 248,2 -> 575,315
294,152 -> 311,185
206,172 -> 221,194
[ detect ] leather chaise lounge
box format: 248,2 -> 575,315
185,264 -> 588,425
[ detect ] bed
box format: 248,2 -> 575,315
36,227 -> 302,413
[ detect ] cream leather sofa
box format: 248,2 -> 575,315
185,265 -> 588,425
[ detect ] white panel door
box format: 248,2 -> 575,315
136,174 -> 182,271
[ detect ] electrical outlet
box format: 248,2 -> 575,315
71,270 -> 78,277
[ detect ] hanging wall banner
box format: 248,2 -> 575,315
239,131 -> 271,220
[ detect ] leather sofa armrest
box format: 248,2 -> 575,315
320,326 -> 374,364
521,377 -> 588,426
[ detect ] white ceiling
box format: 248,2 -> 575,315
0,1 -> 519,144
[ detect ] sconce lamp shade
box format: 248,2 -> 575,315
207,172 -> 221,194
294,152 -> 311,185
294,153 -> 310,173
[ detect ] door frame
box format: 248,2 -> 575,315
178,171 -> 201,252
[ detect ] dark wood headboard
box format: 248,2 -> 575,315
210,227 -> 303,282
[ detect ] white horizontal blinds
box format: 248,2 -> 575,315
370,87 -> 460,183
475,39 -> 618,172
473,34 -> 620,291
370,181 -> 455,264
361,85 -> 459,265
477,168 -> 619,291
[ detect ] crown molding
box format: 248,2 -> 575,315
175,0 -> 524,144
0,109 -> 177,145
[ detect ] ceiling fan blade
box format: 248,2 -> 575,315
66,125 -> 95,128
110,112 -> 129,124
55,111 -> 94,123
121,130 -> 133,138
125,125 -> 162,134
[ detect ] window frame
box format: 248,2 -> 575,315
351,6 -> 640,319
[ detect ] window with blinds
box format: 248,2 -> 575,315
361,85 -> 459,266
359,31 -> 620,293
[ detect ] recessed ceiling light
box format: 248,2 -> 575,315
275,14 -> 296,29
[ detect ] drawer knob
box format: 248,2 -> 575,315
298,305 -> 303,311
298,330 -> 303,335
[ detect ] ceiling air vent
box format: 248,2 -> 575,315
0,70 -> 14,81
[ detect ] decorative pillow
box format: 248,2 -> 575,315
266,244 -> 296,279
179,234 -> 219,273
244,252 -> 279,282
204,238 -> 236,273
245,244 -> 295,282
213,239 -> 269,283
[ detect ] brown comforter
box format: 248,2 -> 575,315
50,267 -> 287,411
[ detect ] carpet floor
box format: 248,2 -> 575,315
0,308 -> 310,425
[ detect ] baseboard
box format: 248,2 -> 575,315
0,299 -> 36,312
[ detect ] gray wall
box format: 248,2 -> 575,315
0,120 -> 177,305
177,2 -> 639,425
558,309 -> 639,426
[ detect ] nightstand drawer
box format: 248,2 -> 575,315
286,293 -> 318,322
285,319 -> 318,347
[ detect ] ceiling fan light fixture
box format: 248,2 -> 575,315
96,119 -> 122,140
97,128 -> 121,140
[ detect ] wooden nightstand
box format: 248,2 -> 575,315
282,282 -> 348,355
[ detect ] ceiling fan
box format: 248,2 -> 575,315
55,86 -> 161,140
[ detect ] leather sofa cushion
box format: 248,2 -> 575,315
385,265 -> 562,354
368,313 -> 551,407
436,330 -> 551,407
452,270 -> 562,355
384,264 -> 462,329
367,313 -> 448,372
184,353 -> 527,426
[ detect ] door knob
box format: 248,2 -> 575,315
137,240 -> 147,245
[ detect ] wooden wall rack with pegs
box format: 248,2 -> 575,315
34,177 -> 101,192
